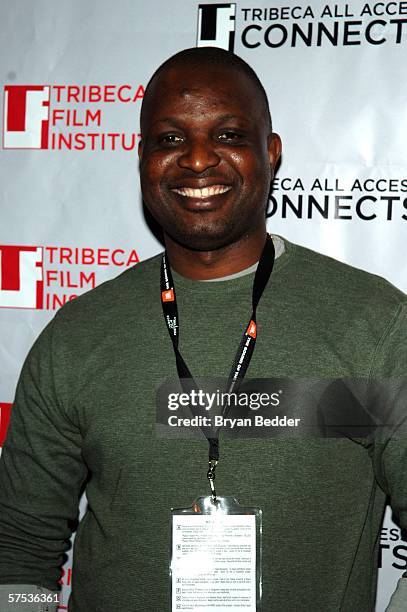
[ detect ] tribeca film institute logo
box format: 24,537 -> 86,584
0,246 -> 43,309
3,85 -> 50,149
3,83 -> 144,151
0,244 -> 139,310
197,3 -> 236,50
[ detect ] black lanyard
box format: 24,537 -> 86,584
160,235 -> 275,495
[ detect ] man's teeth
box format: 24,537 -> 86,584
172,185 -> 231,198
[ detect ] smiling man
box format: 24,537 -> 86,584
0,47 -> 407,612
138,50 -> 281,278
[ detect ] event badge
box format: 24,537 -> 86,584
170,495 -> 262,611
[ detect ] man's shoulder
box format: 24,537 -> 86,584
281,235 -> 407,336
53,251 -> 163,325
286,237 -> 404,298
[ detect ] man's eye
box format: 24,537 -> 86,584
218,131 -> 243,141
159,134 -> 183,145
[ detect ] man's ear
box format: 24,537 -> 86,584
138,139 -> 143,160
267,133 -> 282,175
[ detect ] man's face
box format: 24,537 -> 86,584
139,62 -> 281,251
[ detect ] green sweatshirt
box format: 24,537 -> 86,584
0,237 -> 406,612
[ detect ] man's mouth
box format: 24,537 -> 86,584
171,185 -> 232,199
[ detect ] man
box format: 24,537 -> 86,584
0,47 -> 406,611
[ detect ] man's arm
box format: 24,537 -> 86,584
367,302 -> 407,611
0,314 -> 88,598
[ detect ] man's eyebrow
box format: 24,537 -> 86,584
150,114 -> 250,129
215,114 -> 249,124
150,118 -> 179,128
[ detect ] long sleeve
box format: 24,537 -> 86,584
369,303 -> 407,528
0,314 -> 88,592
368,302 -> 407,610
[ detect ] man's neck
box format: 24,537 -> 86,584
164,226 -> 267,281
200,235 -> 284,281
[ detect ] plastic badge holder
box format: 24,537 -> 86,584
170,496 -> 262,611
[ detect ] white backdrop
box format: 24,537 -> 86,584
0,1 -> 406,609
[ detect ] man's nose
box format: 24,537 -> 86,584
177,137 -> 220,173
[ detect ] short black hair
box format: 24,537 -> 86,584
141,46 -> 272,132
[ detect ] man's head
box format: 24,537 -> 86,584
139,47 -> 281,252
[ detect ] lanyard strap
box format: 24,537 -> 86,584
160,234 -> 275,466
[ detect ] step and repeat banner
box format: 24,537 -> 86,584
1,0 -> 406,609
